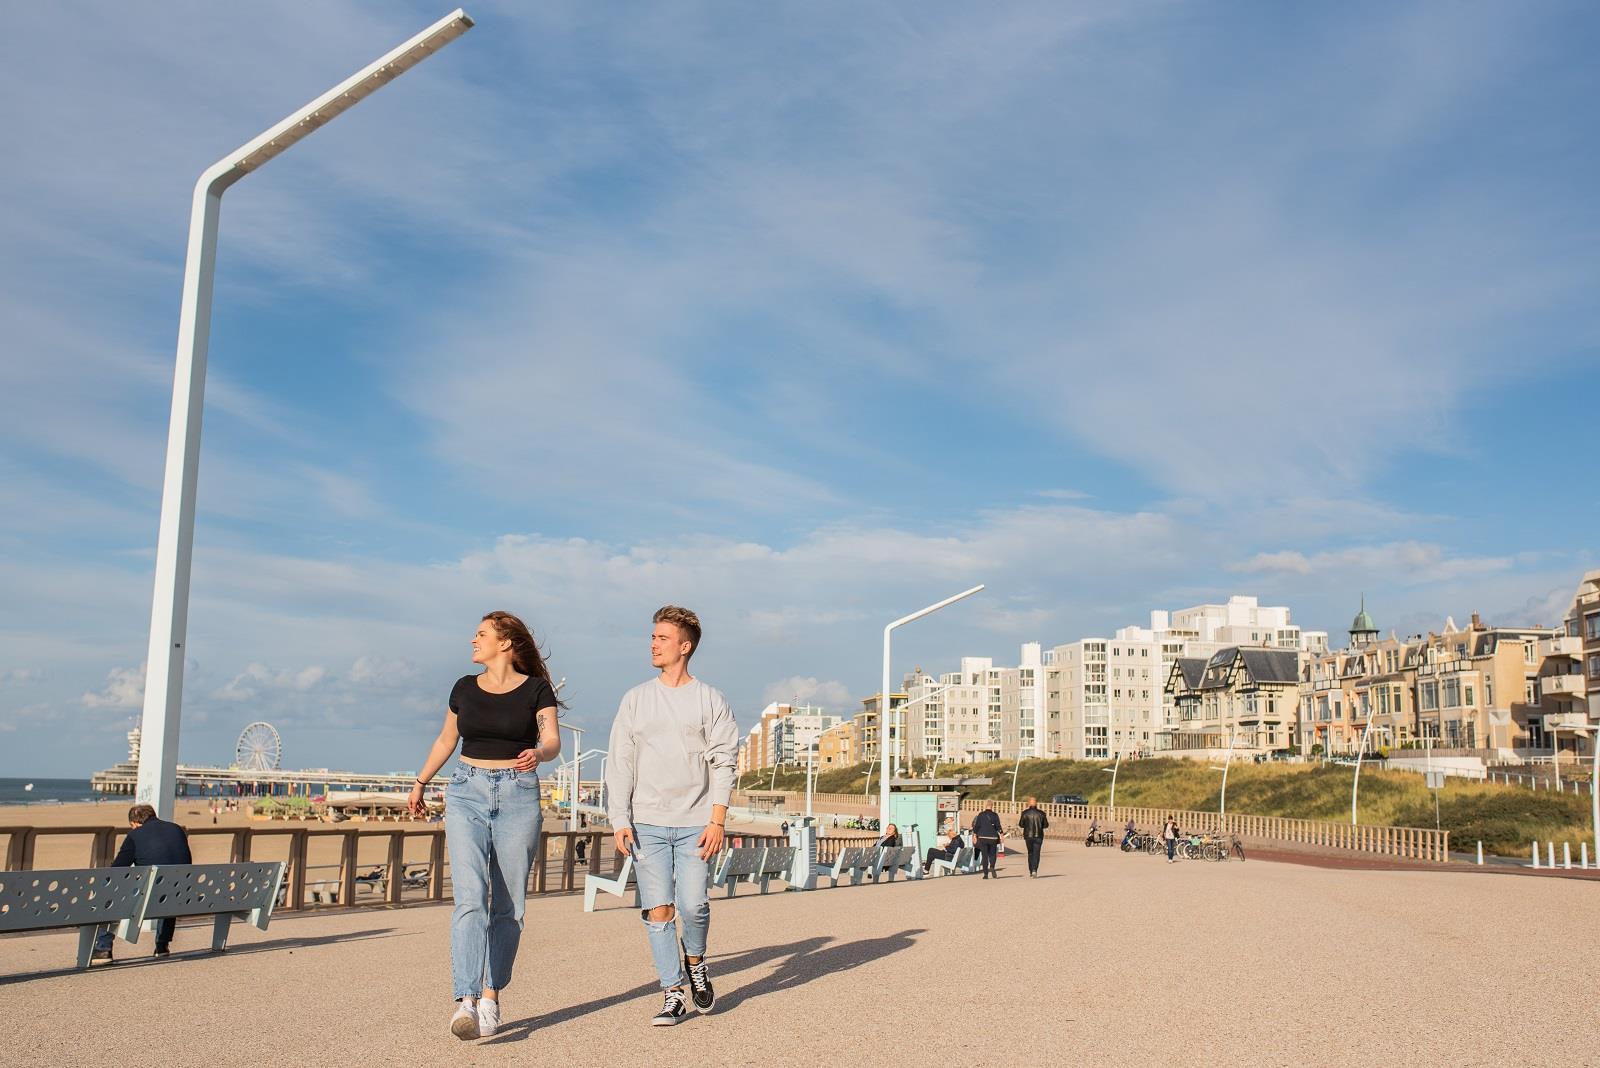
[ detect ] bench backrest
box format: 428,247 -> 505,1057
0,867 -> 151,934
884,846 -> 916,869
759,846 -> 796,877
833,846 -> 866,873
718,847 -> 766,880
953,847 -> 974,868
141,863 -> 283,920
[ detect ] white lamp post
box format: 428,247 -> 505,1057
1210,725 -> 1237,819
560,723 -> 585,830
1350,697 -> 1378,826
135,9 -> 475,818
1104,751 -> 1122,811
879,587 -> 985,826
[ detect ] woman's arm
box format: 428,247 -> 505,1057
408,711 -> 461,816
511,705 -> 562,771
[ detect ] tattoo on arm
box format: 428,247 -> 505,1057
537,708 -> 559,753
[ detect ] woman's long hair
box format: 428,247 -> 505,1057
483,611 -> 567,711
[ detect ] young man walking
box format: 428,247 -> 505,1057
1018,797 -> 1049,878
606,605 -> 739,1025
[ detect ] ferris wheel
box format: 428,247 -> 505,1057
235,722 -> 282,771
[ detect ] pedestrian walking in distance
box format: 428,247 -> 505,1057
408,612 -> 562,1041
606,605 -> 739,1026
1018,797 -> 1049,878
1163,816 -> 1179,863
972,801 -> 1004,879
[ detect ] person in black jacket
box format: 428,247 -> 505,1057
91,803 -> 192,963
971,802 -> 1003,879
1017,797 -> 1049,878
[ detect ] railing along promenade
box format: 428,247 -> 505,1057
730,791 -> 1450,863
0,822 -> 878,913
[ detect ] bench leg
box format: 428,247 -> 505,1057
212,914 -> 232,952
76,927 -> 96,970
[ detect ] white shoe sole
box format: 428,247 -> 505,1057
651,1014 -> 685,1027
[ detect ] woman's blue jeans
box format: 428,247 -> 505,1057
633,824 -> 710,990
444,765 -> 542,1000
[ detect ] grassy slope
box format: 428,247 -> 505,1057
737,758 -> 1593,857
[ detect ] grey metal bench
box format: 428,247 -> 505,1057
815,846 -> 873,887
928,846 -> 974,877
712,847 -> 767,897
757,846 -> 797,893
0,862 -> 283,969
872,846 -> 920,883
141,863 -> 283,952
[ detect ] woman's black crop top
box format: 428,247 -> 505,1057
449,674 -> 556,760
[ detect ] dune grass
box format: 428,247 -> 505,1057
738,758 -> 1594,857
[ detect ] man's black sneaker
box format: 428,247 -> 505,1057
153,946 -> 171,957
684,952 -> 715,1012
652,989 -> 688,1026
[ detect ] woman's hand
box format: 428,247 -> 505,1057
407,783 -> 427,818
513,748 -> 541,772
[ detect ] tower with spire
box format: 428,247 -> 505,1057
1349,595 -> 1379,648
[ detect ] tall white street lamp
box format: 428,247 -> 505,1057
1350,698 -> 1379,826
135,10 -> 475,818
879,586 -> 985,826
1104,751 -> 1123,812
1210,725 -> 1237,820
560,723 -> 586,830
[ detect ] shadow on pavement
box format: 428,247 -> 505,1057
711,927 -> 925,1013
488,931 -> 924,1041
0,926 -> 402,986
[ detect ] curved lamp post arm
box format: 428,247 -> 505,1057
879,585 -> 984,824
136,10 -> 474,818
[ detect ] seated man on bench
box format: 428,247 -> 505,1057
922,824 -> 960,875
93,803 -> 192,963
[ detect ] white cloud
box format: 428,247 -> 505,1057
82,664 -> 146,710
761,677 -> 854,710
1229,542 -> 1513,584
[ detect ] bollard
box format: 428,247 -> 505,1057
1547,841 -> 1555,868
1532,841 -> 1540,868
1583,842 -> 1590,870
1563,842 -> 1571,870
1476,841 -> 1483,866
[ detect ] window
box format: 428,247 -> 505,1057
1590,654 -> 1600,680
1441,678 -> 1461,708
1464,685 -> 1474,707
1587,614 -> 1600,641
1419,682 -> 1438,711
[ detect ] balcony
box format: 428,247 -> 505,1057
1543,674 -> 1586,699
1539,636 -> 1583,659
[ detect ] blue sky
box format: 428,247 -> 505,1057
1,2 -> 1596,778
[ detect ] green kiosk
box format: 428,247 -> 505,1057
887,777 -> 992,852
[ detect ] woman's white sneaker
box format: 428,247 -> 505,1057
477,997 -> 501,1037
450,1000 -> 480,1040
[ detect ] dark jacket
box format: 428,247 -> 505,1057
1018,806 -> 1049,840
111,817 -> 192,867
972,809 -> 1003,841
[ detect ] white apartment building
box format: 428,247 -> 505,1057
998,643 -> 1049,760
761,702 -> 840,766
1044,596 -> 1326,759
902,657 -> 1003,766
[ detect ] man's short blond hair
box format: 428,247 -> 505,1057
653,605 -> 702,660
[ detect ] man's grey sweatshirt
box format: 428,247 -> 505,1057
605,677 -> 739,830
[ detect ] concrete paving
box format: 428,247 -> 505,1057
3,843 -> 1596,1067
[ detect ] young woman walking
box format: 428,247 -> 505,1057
409,612 -> 562,1040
